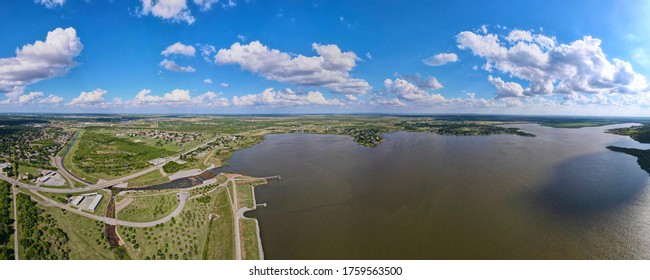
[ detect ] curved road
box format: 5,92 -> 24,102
29,189 -> 189,228
1,137 -> 221,194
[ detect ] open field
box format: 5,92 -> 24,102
117,192 -> 179,222
202,187 -> 235,260
69,129 -> 175,180
41,203 -> 114,259
126,169 -> 170,187
239,219 -> 260,260
118,187 -> 220,259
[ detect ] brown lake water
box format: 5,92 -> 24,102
219,123 -> 650,259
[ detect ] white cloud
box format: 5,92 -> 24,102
193,91 -> 230,106
18,92 -> 44,104
397,73 -> 443,90
193,0 -> 219,11
160,59 -> 196,72
384,78 -> 446,103
232,88 -> 344,106
35,0 -> 65,9
222,0 -> 236,8
161,42 -> 196,56
237,35 -> 246,42
39,94 -> 64,104
423,53 -> 459,66
138,0 -> 195,25
196,43 -> 216,62
366,52 -> 372,59
457,29 -> 648,98
214,41 -> 371,94
67,89 -> 108,107
0,27 -> 83,98
370,98 -> 407,107
203,78 -> 212,84
505,29 -> 533,42
220,82 -> 229,87
481,24 -> 488,34
129,89 -> 230,107
488,75 -> 525,98
345,94 -> 358,101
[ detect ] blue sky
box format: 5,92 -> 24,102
1,0 -> 650,115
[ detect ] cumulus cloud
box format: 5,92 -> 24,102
138,0 -> 195,25
214,41 -> 371,94
18,92 -> 44,104
396,73 -> 443,90
232,88 -> 344,106
160,59 -> 196,72
39,94 -> 64,104
161,42 -> 196,56
193,0 -> 219,11
0,27 -> 83,98
220,82 -> 229,87
203,79 -> 212,84
423,53 -> 459,66
457,29 -> 649,98
384,78 -> 446,103
67,89 -> 108,107
128,89 -> 230,107
35,0 -> 65,9
488,75 -> 524,98
1,91 -> 64,106
345,94 -> 358,101
197,44 -> 216,62
370,98 -> 407,107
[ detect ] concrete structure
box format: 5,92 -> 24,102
81,192 -> 99,197
88,194 -> 103,211
71,196 -> 84,206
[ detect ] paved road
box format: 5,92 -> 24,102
29,190 -> 189,228
0,137 -> 220,194
54,155 -> 89,186
230,178 -> 242,260
12,184 -> 18,260
54,131 -> 91,186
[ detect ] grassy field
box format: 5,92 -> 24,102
202,187 -> 235,260
126,169 -> 170,187
42,190 -> 110,217
118,189 -> 221,260
239,218 -> 260,260
117,192 -> 178,222
62,130 -> 100,183
41,205 -> 114,259
69,129 -> 175,180
236,180 -> 257,209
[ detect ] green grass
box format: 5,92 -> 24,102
240,218 -> 260,260
117,192 -> 178,222
126,169 -> 170,187
69,130 -> 175,180
42,190 -> 110,217
63,130 -> 100,183
41,205 -> 114,259
202,187 -> 235,259
162,161 -> 185,174
541,121 -> 617,128
118,190 -> 221,260
236,181 -> 255,209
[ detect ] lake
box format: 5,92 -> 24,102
218,123 -> 650,259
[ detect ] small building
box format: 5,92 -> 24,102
88,195 -> 103,212
71,196 -> 84,206
81,192 -> 99,197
